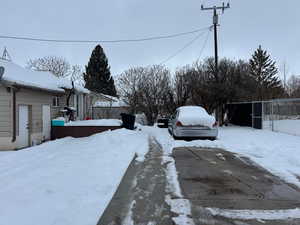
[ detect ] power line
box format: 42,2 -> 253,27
197,28 -> 211,61
159,28 -> 209,65
0,26 -> 210,44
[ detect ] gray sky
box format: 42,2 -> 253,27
1,0 -> 299,80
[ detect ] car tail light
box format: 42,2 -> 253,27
213,121 -> 218,127
176,121 -> 183,127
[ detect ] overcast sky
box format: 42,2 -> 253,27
1,0 -> 299,80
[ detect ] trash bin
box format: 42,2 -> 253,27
120,113 -> 136,130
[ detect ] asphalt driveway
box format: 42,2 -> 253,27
173,147 -> 300,225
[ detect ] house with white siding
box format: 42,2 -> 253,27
0,58 -> 90,150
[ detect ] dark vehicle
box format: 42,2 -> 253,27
157,118 -> 169,128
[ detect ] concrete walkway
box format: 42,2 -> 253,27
173,147 -> 300,225
97,138 -> 174,225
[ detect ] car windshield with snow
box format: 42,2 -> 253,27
168,106 -> 218,140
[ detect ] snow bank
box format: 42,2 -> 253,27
174,126 -> 300,188
177,106 -> 215,128
65,119 -> 122,126
0,129 -> 149,225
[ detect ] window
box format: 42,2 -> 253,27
52,97 -> 60,107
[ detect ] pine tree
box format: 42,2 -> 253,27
249,45 -> 282,100
84,45 -> 117,96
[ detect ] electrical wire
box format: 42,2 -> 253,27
197,28 -> 211,61
159,28 -> 210,65
0,26 -> 211,44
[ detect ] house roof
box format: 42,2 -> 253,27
0,59 -> 89,94
93,100 -> 128,108
93,93 -> 128,108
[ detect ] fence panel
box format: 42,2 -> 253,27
262,99 -> 300,136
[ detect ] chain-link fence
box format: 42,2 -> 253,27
227,98 -> 300,136
262,98 -> 300,136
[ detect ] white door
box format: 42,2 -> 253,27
19,105 -> 29,148
42,105 -> 51,140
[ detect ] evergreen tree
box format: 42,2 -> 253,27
84,45 -> 117,96
249,45 -> 282,100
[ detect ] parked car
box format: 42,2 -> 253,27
157,117 -> 169,128
168,106 -> 218,140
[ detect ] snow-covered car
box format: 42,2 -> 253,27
168,106 -> 218,140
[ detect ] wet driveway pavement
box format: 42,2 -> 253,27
97,139 -> 300,225
173,147 -> 300,225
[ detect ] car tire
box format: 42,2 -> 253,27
209,137 -> 217,141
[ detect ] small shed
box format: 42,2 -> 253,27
92,94 -> 129,119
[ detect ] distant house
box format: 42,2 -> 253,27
0,59 -> 90,150
92,93 -> 129,119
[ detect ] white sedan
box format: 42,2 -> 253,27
168,106 -> 218,140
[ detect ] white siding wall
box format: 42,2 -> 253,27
0,85 -> 11,138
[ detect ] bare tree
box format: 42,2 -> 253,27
287,75 -> 300,98
70,65 -> 84,87
118,65 -> 172,125
27,56 -> 71,78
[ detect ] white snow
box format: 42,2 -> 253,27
0,129 -> 149,225
0,59 -> 89,93
177,106 -> 216,128
94,100 -> 128,108
65,119 -> 122,127
207,207 -> 300,220
264,119 -> 300,136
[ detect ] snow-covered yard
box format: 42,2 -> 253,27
0,129 -> 148,225
264,119 -> 300,136
1,125 -> 300,225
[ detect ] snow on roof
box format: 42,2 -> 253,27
177,106 -> 216,127
73,84 -> 90,94
0,59 -> 89,94
93,99 -> 128,108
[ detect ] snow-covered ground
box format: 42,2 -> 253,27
0,129 -> 148,225
1,125 -> 300,225
264,119 -> 300,136
65,119 -> 122,126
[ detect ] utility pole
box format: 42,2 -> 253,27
201,2 -> 230,80
201,2 -> 230,125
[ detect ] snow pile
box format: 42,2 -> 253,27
65,119 -> 122,126
0,129 -> 149,225
177,106 -> 215,128
174,126 -> 300,188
